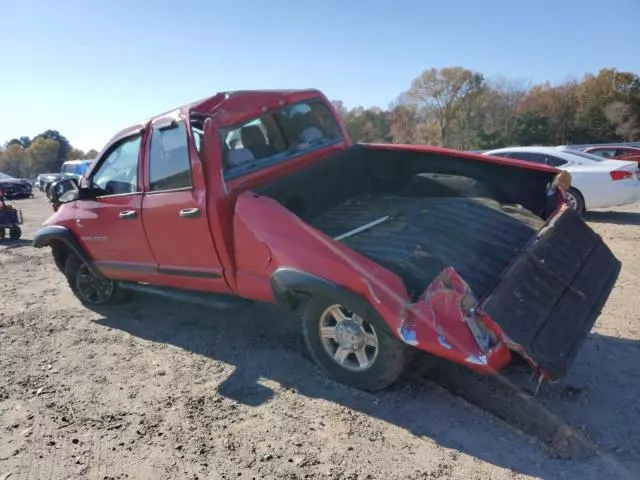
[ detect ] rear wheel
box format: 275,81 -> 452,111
64,254 -> 132,306
301,297 -> 413,391
564,187 -> 585,215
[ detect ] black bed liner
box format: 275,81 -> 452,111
308,195 -> 544,298
480,207 -> 621,379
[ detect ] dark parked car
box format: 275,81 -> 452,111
0,172 -> 33,199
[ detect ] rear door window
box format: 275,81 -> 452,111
148,121 -> 193,192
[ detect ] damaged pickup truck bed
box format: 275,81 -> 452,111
35,89 -> 621,391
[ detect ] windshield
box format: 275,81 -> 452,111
559,148 -> 607,162
0,172 -> 14,180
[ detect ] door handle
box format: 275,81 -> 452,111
118,210 -> 137,219
179,208 -> 201,218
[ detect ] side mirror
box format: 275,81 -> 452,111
48,178 -> 80,204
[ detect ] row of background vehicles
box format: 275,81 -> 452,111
0,159 -> 94,241
36,159 -> 94,197
0,159 -> 95,200
11,141 -> 640,218
26,144 -> 640,218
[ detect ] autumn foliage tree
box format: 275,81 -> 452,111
1,131 -> 97,178
333,67 -> 640,150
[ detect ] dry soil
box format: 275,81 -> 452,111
1,193 -> 639,480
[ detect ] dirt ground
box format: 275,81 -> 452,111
1,193 -> 639,480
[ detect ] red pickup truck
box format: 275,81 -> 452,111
35,89 -> 621,391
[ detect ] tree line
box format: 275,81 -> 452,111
0,131 -> 98,178
332,67 -> 640,150
2,66 -> 638,178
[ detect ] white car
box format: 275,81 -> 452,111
483,146 -> 640,214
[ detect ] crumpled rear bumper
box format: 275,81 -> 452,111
396,206 -> 621,379
397,266 -> 513,375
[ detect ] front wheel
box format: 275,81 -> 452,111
64,254 -> 132,306
302,297 -> 413,391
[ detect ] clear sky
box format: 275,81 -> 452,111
1,0 -> 639,151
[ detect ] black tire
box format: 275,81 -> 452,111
51,245 -> 67,273
565,187 -> 585,215
9,226 -> 21,240
64,254 -> 133,306
301,296 -> 413,391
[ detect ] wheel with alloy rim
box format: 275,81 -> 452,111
319,305 -> 379,372
564,187 -> 585,215
302,298 -> 413,391
64,254 -> 132,306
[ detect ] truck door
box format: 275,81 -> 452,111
74,132 -> 157,281
140,117 -> 230,292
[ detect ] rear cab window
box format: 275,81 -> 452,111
219,99 -> 343,179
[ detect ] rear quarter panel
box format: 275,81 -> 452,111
232,191 -> 410,328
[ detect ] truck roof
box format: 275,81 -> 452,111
108,89 -> 325,148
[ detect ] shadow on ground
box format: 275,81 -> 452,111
0,239 -> 32,249
584,210 -> 640,226
95,295 -> 639,480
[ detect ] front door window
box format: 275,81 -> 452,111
92,135 -> 141,196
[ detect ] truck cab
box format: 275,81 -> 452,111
35,89 -> 621,392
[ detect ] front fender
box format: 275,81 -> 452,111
32,225 -> 104,278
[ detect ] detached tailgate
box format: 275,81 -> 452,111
480,206 -> 621,379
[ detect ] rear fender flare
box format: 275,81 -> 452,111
270,267 -> 394,335
32,225 -> 104,279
